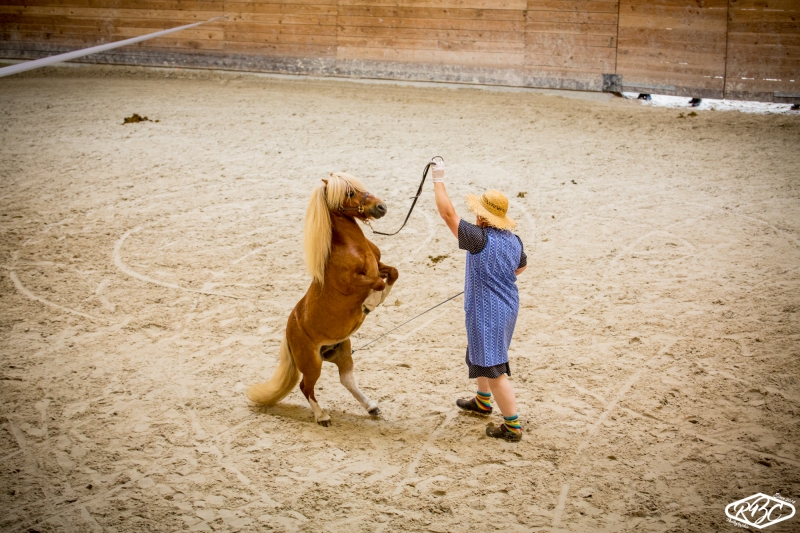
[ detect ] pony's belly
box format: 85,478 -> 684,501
296,298 -> 368,346
323,314 -> 366,346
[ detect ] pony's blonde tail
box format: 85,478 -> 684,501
246,335 -> 300,405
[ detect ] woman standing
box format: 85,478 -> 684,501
431,161 -> 527,442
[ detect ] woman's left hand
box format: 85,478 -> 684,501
432,161 -> 445,183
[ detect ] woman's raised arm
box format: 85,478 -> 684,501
432,163 -> 460,238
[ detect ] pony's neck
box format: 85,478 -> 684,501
330,211 -> 363,231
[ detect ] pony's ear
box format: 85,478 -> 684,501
321,178 -> 328,185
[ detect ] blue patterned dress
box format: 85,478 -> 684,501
459,220 -> 525,377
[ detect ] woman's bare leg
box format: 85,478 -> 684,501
477,375 -> 517,417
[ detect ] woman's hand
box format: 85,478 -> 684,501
432,161 -> 445,183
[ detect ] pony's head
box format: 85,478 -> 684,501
304,173 -> 387,285
322,172 -> 387,220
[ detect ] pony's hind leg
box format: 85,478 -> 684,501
299,359 -> 331,426
289,324 -> 331,426
329,339 -> 380,416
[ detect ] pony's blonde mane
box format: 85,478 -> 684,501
304,172 -> 366,285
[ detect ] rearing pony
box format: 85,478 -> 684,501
247,172 -> 399,426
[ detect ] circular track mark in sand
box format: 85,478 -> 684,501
8,270 -> 104,323
113,226 -> 242,299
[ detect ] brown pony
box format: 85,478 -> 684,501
247,172 -> 399,425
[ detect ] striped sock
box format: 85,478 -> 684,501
503,414 -> 522,434
475,391 -> 492,412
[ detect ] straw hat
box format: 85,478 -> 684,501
465,190 -> 516,230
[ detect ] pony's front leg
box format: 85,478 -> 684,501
377,262 -> 399,306
330,339 -> 380,416
361,275 -> 386,315
362,263 -> 399,315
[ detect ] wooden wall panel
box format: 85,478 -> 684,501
0,1 -> 797,102
224,2 -> 337,58
522,1 -> 618,91
336,4 -> 525,69
616,0 -> 728,98
725,0 -> 800,102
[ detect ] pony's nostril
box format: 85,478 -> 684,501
372,203 -> 387,219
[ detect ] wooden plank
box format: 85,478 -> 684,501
617,30 -> 727,54
0,33 -> 104,46
228,13 -> 338,25
726,67 -> 800,81
225,31 -> 338,46
726,44 -> 800,63
224,0 -> 336,4
526,52 -> 615,70
525,21 -> 618,35
0,0 -> 225,9
527,1 -> 619,14
617,58 -> 726,79
0,20 -> 222,45
526,11 -> 618,24
726,32 -> 800,47
727,21 -> 800,34
224,22 -> 338,36
525,42 -> 617,59
526,32 -> 616,48
526,64 -> 606,75
620,0 -> 726,8
338,15 -> 524,32
730,0 -> 800,8
0,14 -> 227,32
337,36 -> 524,53
0,24 -> 226,42
1,25 -> 225,43
1,31 -> 227,51
618,14 -> 727,32
729,8 -> 800,23
227,3 -> 337,16
336,46 -> 524,67
724,81 -> 799,94
619,70 -> 724,86
0,6 -> 223,21
98,26 -> 225,40
336,0 -> 527,9
336,5 -> 524,21
337,25 -> 520,43
617,48 -> 726,68
223,40 -> 335,56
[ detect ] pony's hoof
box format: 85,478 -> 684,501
317,419 -> 331,427
368,407 -> 381,416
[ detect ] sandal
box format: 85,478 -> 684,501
456,397 -> 492,415
486,423 -> 522,442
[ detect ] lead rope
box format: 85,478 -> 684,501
368,156 -> 443,236
352,290 -> 463,353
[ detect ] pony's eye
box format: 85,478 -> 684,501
347,190 -> 355,198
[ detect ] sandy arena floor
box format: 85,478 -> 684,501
1,65 -> 799,533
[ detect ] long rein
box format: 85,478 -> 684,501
351,290 -> 463,354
